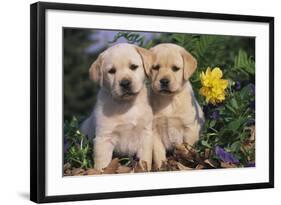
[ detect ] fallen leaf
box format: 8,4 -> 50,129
71,168 -> 85,175
64,169 -> 72,176
204,159 -> 217,168
249,126 -> 255,142
103,158 -> 119,174
117,166 -> 132,173
85,168 -> 101,175
220,162 -> 237,168
168,158 -> 178,166
174,144 -> 190,159
167,159 -> 180,171
195,164 -> 204,169
63,163 -> 71,171
176,162 -> 192,170
204,148 -> 211,159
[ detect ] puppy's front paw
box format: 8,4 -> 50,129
102,158 -> 119,174
153,158 -> 167,171
134,160 -> 150,172
94,157 -> 112,171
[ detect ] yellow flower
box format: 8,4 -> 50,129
199,67 -> 228,105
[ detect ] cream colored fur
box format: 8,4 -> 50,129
81,43 -> 154,171
149,43 -> 204,169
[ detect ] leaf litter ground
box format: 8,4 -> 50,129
64,126 -> 255,176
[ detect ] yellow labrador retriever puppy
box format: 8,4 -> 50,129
149,43 -> 204,169
81,43 -> 154,171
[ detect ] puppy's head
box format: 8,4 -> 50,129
89,43 -> 153,100
149,43 -> 197,96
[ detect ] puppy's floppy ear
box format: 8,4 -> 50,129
181,48 -> 197,80
135,46 -> 154,77
89,52 -> 104,86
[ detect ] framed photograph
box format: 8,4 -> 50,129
30,1 -> 274,203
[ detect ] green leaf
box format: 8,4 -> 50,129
109,32 -> 145,46
234,49 -> 255,76
230,98 -> 239,110
240,84 -> 253,99
209,120 -> 216,128
144,40 -> 154,49
226,118 -> 243,130
172,34 -> 185,45
201,140 -> 212,148
230,141 -> 241,152
225,104 -> 236,113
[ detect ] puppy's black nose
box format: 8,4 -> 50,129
120,79 -> 131,89
160,78 -> 169,86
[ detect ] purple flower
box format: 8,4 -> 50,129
235,81 -> 241,90
210,110 -> 220,120
215,146 -> 239,164
203,103 -> 223,121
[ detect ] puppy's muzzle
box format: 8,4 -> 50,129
159,78 -> 172,94
119,79 -> 137,98
160,78 -> 169,86
160,78 -> 170,89
120,79 -> 132,90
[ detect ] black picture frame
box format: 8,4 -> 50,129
30,1 -> 274,203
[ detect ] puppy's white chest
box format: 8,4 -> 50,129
112,106 -> 149,154
154,116 -> 184,149
113,122 -> 142,155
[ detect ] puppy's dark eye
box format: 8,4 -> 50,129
130,64 -> 138,71
152,64 -> 160,71
172,65 -> 180,72
108,68 -> 116,74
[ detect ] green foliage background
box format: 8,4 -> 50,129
64,28 -> 255,169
